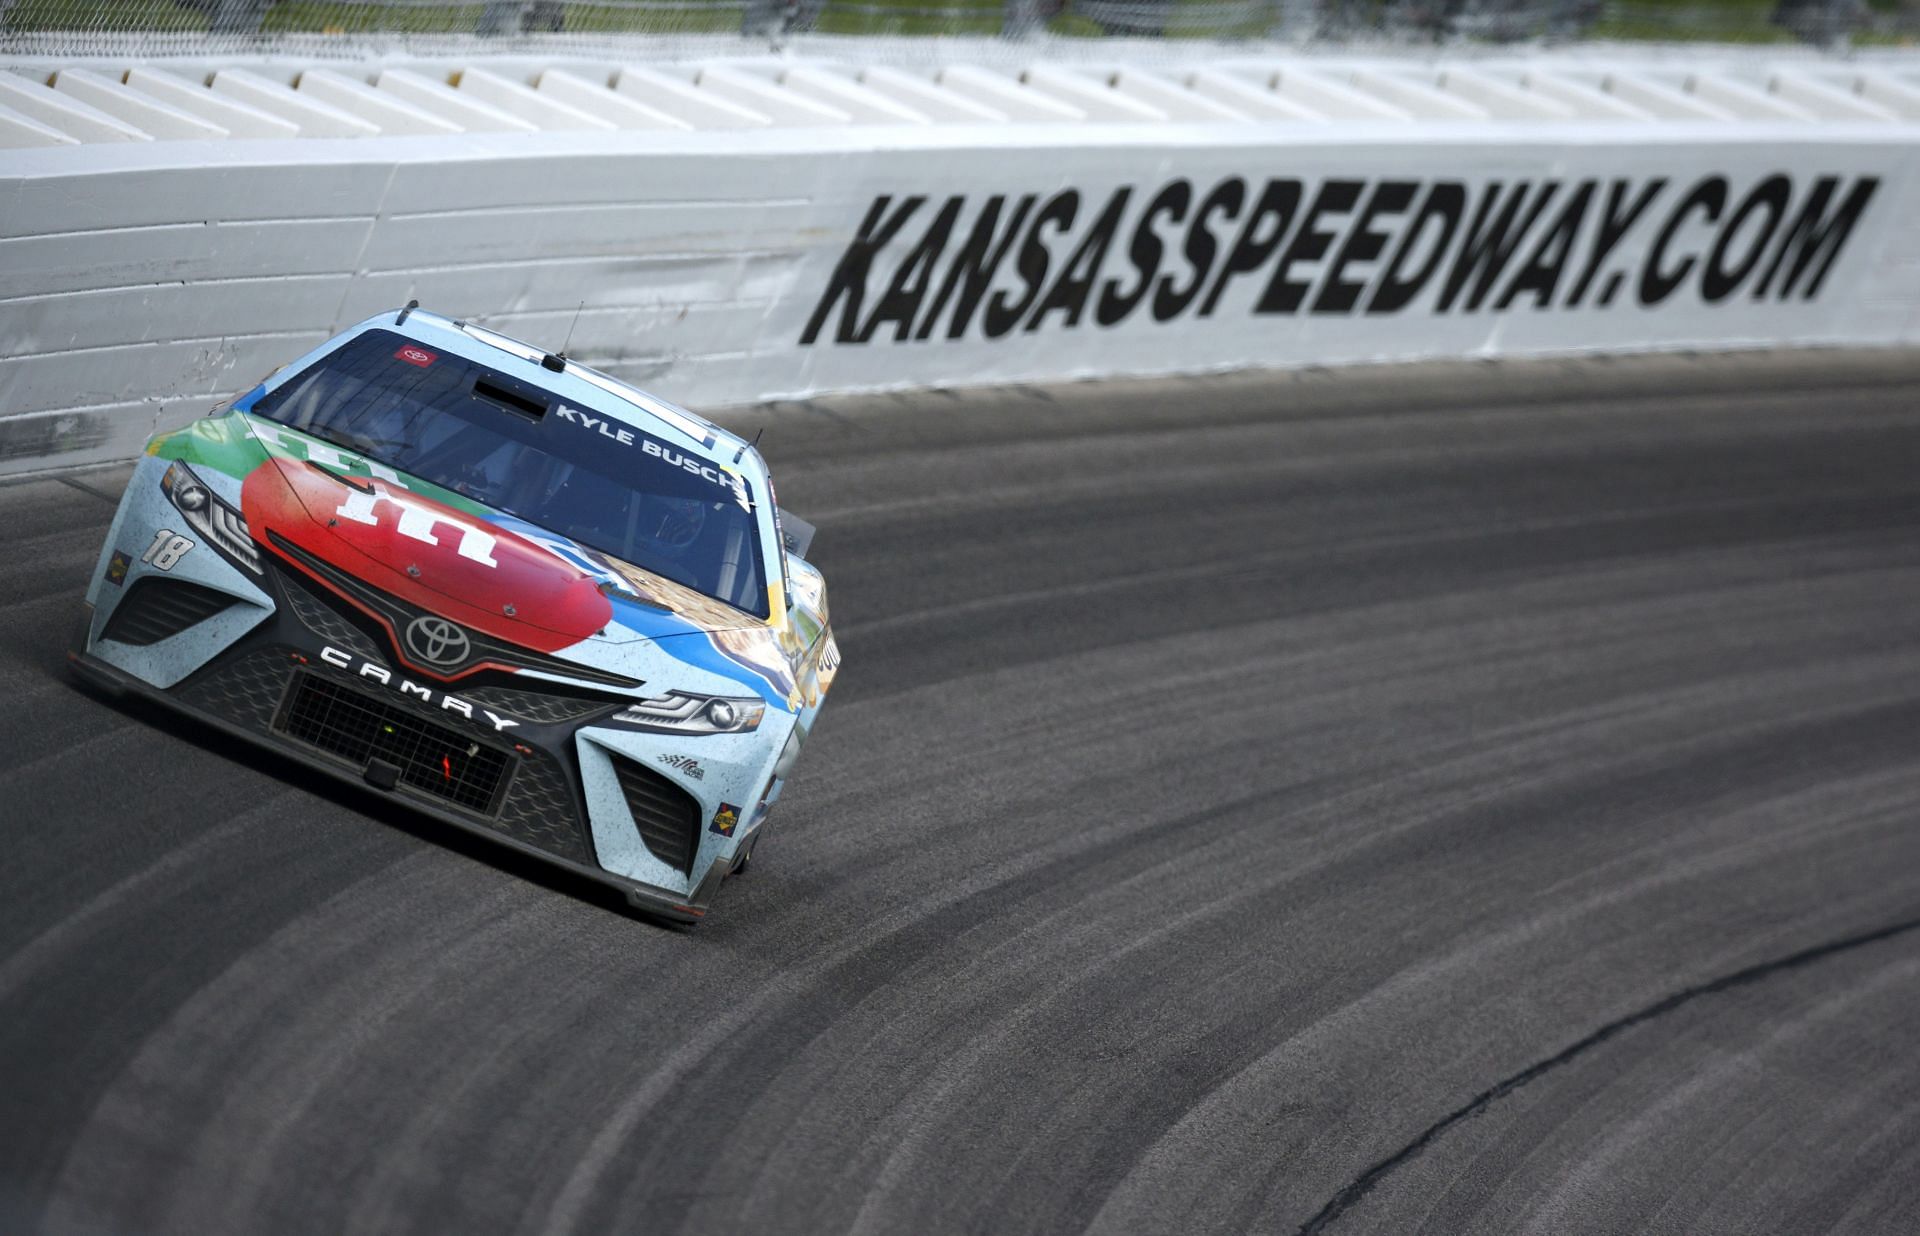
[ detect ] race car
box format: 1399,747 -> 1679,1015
69,306 -> 838,923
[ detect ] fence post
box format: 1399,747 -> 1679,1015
207,0 -> 267,35
742,0 -> 780,37
1827,0 -> 1858,45
1772,0 -> 1862,43
477,2 -> 532,34
1004,0 -> 1042,37
1269,0 -> 1316,38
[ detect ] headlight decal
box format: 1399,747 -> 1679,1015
611,691 -> 765,735
162,460 -> 263,575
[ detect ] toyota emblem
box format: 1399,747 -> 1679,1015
404,616 -> 470,667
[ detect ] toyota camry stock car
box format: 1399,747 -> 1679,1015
69,307 -> 838,923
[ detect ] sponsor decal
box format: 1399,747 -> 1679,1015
395,345 -> 437,368
404,615 -> 471,668
553,405 -> 641,448
641,439 -> 734,491
710,802 -> 741,837
331,479 -> 501,568
105,549 -> 132,586
241,454 -> 612,652
800,173 -> 1880,346
551,405 -> 741,494
659,753 -> 706,781
317,645 -> 520,733
141,529 -> 195,571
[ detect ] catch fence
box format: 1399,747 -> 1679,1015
2,0 -> 1913,53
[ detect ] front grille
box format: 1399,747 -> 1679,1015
278,674 -> 511,814
495,750 -> 593,864
101,577 -> 234,646
163,643 -> 599,867
277,565 -> 383,661
613,757 -> 703,874
179,645 -> 297,731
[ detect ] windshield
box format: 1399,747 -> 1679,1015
251,330 -> 768,617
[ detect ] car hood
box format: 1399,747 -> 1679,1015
220,415 -> 796,703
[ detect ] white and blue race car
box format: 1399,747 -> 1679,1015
70,307 -> 838,923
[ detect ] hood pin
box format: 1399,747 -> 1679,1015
406,564 -> 421,578
504,603 -> 517,617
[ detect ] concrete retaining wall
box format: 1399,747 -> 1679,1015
3,50 -> 1918,475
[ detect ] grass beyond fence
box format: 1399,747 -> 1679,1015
3,0 -> 1916,42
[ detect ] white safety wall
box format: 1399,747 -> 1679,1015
4,82 -> 1920,475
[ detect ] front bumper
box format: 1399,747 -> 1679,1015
72,554 -> 747,923
69,647 -> 727,923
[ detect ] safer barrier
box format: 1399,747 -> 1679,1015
3,51 -> 1918,475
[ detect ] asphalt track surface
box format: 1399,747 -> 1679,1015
4,351 -> 1920,1236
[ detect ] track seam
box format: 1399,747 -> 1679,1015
56,475 -> 120,505
1297,911 -> 1920,1235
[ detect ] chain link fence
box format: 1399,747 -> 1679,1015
2,0 -> 1916,53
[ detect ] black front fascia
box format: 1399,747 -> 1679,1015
167,556 -> 629,869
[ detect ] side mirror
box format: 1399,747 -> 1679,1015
779,510 -> 816,559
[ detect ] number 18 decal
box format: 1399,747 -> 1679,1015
142,529 -> 195,571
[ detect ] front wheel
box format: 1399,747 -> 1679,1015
732,832 -> 760,876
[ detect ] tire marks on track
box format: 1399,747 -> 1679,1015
5,353 -> 1920,1236
1298,913 -> 1920,1235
